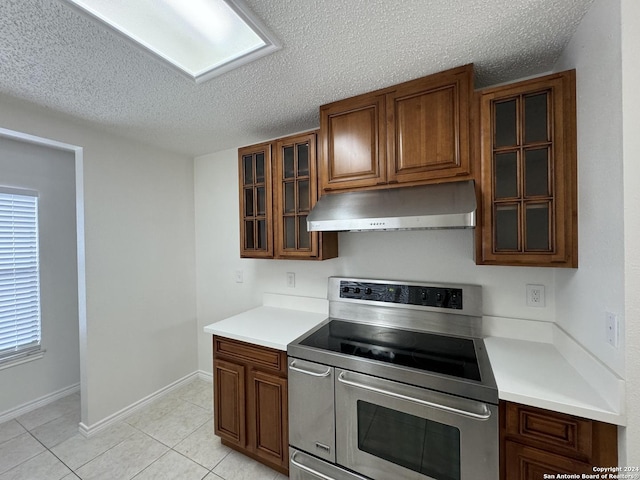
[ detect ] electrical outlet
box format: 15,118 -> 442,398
286,272 -> 295,288
606,312 -> 619,347
234,270 -> 243,283
526,284 -> 545,307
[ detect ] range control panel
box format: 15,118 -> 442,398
339,280 -> 463,310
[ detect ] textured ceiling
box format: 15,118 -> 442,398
0,0 -> 594,157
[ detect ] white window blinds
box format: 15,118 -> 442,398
0,187 -> 41,364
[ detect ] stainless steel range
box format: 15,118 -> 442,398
287,277 -> 498,480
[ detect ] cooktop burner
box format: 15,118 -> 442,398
300,320 -> 481,381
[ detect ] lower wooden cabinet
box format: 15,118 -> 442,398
213,358 -> 246,446
213,336 -> 289,474
501,401 -> 618,480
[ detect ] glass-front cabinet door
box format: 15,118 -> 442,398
239,142 -> 273,258
238,132 -> 338,261
477,70 -> 577,267
274,132 -> 319,258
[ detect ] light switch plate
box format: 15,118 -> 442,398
606,312 -> 619,347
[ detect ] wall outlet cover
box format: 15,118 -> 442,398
526,284 -> 545,307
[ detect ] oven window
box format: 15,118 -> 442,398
357,401 -> 461,480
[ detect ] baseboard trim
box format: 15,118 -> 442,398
79,370 -> 209,437
0,383 -> 80,425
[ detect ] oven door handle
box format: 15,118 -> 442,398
290,451 -> 338,480
289,360 -> 332,377
337,371 -> 492,420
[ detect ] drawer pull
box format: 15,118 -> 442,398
289,360 -> 332,377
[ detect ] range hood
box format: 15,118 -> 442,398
307,180 -> 476,232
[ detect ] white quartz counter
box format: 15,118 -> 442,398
484,317 -> 625,426
204,296 -> 625,426
203,294 -> 328,351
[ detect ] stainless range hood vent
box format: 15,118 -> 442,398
307,180 -> 476,232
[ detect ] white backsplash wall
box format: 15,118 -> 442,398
194,148 -> 557,375
553,0 -> 625,378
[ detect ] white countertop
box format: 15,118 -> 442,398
203,296 -> 625,425
203,295 -> 328,351
484,317 -> 625,426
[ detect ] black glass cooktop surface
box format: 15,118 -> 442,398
300,320 -> 481,381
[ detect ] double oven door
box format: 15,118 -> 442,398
288,358 -> 498,480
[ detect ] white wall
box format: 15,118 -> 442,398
553,0 -> 625,377
0,95 -> 197,427
194,149 -> 558,375
621,0 -> 640,466
0,135 -> 79,414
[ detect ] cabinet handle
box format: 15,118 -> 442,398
289,360 -> 332,377
337,371 -> 492,420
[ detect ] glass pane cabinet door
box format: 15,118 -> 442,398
274,132 -> 319,258
238,145 -> 273,258
479,70 -> 577,267
240,132 -> 336,261
490,90 -> 553,255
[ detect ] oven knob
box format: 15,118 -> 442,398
421,290 -> 427,300
342,286 -> 350,293
354,287 -> 361,294
365,288 -> 372,295
436,292 -> 442,302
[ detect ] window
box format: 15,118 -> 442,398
0,187 -> 41,366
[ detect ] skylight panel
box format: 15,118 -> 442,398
62,0 -> 280,83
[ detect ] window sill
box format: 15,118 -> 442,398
0,350 -> 46,371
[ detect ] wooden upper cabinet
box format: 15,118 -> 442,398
320,94 -> 387,191
239,143 -> 273,258
319,64 -> 473,193
476,70 -> 577,267
273,132 -> 337,260
239,132 -> 338,260
386,65 -> 472,183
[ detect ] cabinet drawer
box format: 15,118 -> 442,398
214,336 -> 286,374
504,440 -> 592,479
504,403 -> 592,461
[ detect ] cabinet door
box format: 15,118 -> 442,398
319,93 -> 386,192
504,441 -> 592,480
247,369 -> 288,469
239,143 -> 273,258
274,132 -> 319,258
387,64 -> 473,184
477,70 -> 577,267
214,358 -> 246,447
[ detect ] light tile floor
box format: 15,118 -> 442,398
0,379 -> 288,480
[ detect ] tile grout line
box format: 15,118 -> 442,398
1,382 -> 246,480
19,426 -> 78,479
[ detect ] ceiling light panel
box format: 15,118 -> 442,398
62,0 -> 280,83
